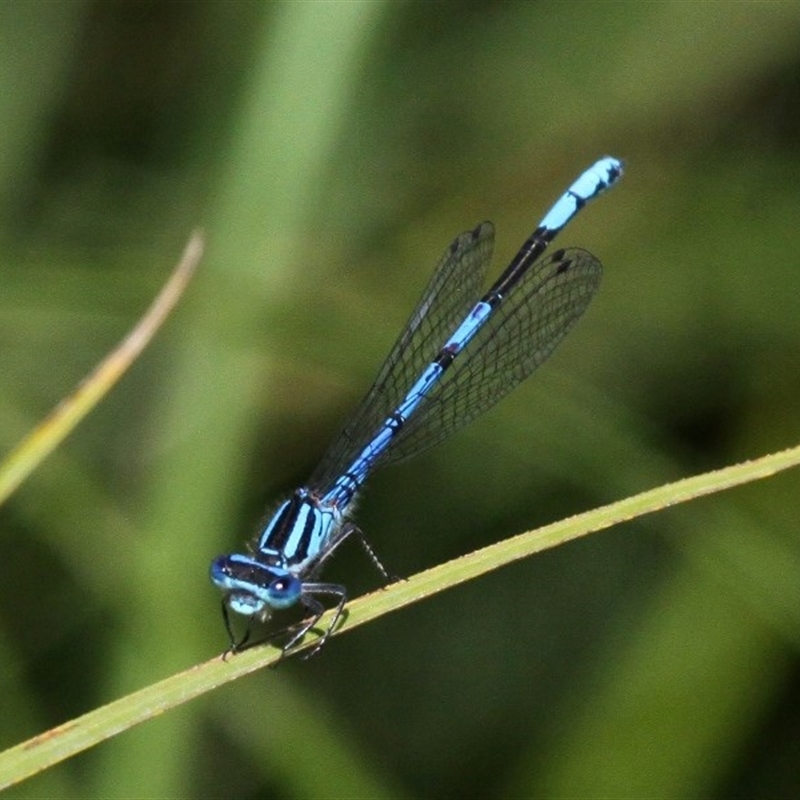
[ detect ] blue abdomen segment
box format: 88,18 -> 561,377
538,156 -> 622,233
323,298 -> 495,507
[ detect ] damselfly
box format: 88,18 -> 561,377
211,157 -> 623,656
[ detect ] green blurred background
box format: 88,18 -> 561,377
2,1 -> 800,797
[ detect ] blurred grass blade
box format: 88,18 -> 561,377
0,232 -> 204,506
0,438 -> 799,790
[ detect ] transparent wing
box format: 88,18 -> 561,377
381,247 -> 602,464
308,223 -> 495,494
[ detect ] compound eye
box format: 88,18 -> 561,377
267,574 -> 302,609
